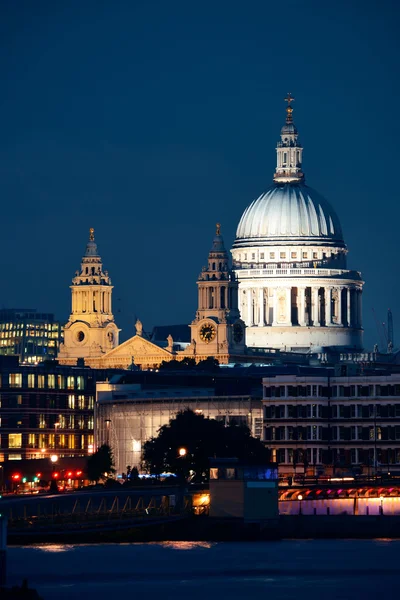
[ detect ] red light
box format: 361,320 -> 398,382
36,473 -> 42,478
67,471 -> 73,477
76,470 -> 82,476
52,472 -> 59,479
12,474 -> 21,480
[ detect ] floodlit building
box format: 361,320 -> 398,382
0,308 -> 62,364
95,369 -> 265,474
232,96 -> 363,352
262,370 -> 400,476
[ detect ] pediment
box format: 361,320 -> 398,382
101,334 -> 173,360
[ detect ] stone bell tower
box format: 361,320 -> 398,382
188,224 -> 246,360
58,228 -> 120,364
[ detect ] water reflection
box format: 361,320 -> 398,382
156,541 -> 215,550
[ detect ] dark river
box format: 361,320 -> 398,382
7,540 -> 400,599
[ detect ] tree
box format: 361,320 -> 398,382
142,409 -> 269,480
87,444 -> 115,482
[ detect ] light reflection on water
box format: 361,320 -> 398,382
30,544 -> 75,553
154,541 -> 215,550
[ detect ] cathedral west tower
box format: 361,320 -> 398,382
58,228 -> 120,364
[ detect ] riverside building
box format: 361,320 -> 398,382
262,370 -> 400,475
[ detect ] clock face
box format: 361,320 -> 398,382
233,323 -> 243,343
200,323 -> 216,343
76,330 -> 85,343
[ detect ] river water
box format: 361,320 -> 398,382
7,539 -> 400,599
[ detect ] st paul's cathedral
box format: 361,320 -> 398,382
58,97 -> 364,369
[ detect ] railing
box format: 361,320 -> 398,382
236,268 -> 360,278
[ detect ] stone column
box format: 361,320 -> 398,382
272,288 -> 278,326
286,287 -> 292,326
347,288 -> 351,327
312,287 -> 320,326
298,287 -> 306,326
325,287 -> 332,326
258,288 -> 264,326
337,287 -> 343,326
247,289 -> 252,325
357,289 -> 362,328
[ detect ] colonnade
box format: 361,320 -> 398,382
72,288 -> 112,315
241,285 -> 362,328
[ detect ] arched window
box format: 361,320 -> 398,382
220,287 -> 226,309
212,262 -> 216,271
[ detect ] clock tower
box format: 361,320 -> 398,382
188,224 -> 246,360
58,228 -> 120,364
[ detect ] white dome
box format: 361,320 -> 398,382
234,183 -> 344,247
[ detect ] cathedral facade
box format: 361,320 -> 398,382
58,98 -> 364,367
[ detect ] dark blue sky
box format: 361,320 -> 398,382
1,0 -> 399,349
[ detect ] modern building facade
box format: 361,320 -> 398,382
0,309 -> 62,364
262,370 -> 400,475
0,356 -> 121,463
232,96 -> 363,352
95,368 -> 265,474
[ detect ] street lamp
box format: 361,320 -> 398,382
178,447 -> 187,457
298,494 -> 303,515
50,454 -> 58,463
105,419 -> 111,445
380,495 -> 384,516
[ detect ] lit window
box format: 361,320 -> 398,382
68,395 -> 75,409
57,375 -> 65,389
313,252 -> 318,259
48,374 -> 55,389
28,374 -> 35,388
38,375 -> 45,389
9,454 -> 22,460
280,252 -> 286,259
67,376 -> 75,390
77,376 -> 85,390
302,252 -> 308,259
9,433 -> 22,448
291,252 -> 297,259
68,435 -> 75,449
9,373 -> 22,388
88,416 -> 94,430
88,396 -> 94,410
39,414 -> 46,429
28,433 -> 36,447
260,253 -> 264,260
78,395 -> 85,409
17,395 -> 22,405
270,252 -> 275,259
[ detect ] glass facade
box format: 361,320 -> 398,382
0,309 -> 63,364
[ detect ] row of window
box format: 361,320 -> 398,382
5,373 -> 86,390
264,425 -> 400,442
264,384 -> 400,398
264,404 -> 400,419
239,251 -> 328,262
0,323 -> 60,331
271,447 -> 400,465
6,432 -> 94,450
0,394 -> 94,410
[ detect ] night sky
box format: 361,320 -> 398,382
1,0 -> 399,350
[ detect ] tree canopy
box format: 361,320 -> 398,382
158,357 -> 219,371
142,409 -> 269,480
87,444 -> 115,482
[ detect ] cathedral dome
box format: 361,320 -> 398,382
234,182 -> 344,247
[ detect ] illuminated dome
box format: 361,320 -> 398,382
235,182 -> 344,247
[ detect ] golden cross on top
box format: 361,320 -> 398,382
216,223 -> 221,236
89,227 -> 95,241
285,93 -> 294,106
